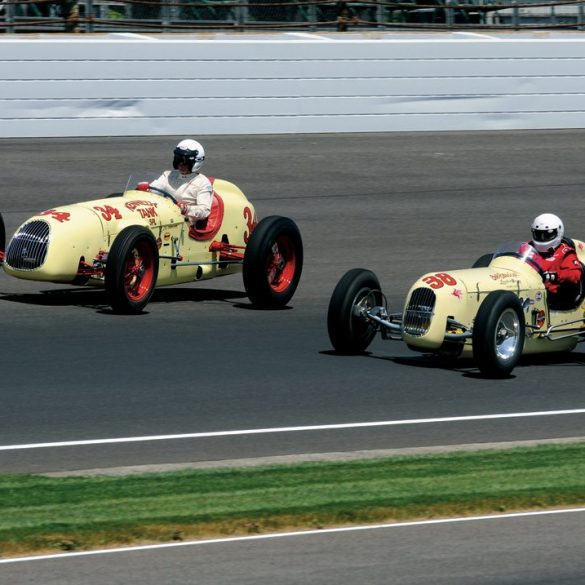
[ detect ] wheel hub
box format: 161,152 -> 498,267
495,308 -> 521,361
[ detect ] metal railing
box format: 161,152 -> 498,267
1,0 -> 585,33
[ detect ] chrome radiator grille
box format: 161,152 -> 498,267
403,287 -> 436,336
6,220 -> 50,270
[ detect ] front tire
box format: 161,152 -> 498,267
0,212 -> 5,263
105,226 -> 159,314
472,290 -> 525,378
327,268 -> 382,354
243,216 -> 303,308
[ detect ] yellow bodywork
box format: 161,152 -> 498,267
401,241 -> 585,356
3,179 -> 256,287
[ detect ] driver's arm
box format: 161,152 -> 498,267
181,185 -> 212,220
148,174 -> 167,191
558,252 -> 583,284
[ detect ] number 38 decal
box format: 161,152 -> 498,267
422,272 -> 457,289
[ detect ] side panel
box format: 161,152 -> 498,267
401,262 -> 545,350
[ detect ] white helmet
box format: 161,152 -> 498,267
173,139 -> 205,173
531,213 -> 564,253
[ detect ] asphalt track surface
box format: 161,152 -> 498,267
1,131 -> 585,475
2,510 -> 585,584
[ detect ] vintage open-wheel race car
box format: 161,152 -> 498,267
327,240 -> 585,378
0,173 -> 303,314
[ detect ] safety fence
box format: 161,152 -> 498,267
1,0 -> 585,33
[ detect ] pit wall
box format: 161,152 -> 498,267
2,31 -> 585,137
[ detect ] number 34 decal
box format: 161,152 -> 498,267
422,272 -> 457,289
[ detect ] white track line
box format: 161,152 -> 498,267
2,508 -> 584,565
2,408 -> 585,451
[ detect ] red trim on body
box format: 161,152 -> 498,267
209,241 -> 245,262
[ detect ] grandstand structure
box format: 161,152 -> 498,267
1,0 -> 585,33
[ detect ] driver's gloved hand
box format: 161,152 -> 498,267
543,271 -> 558,283
178,201 -> 189,215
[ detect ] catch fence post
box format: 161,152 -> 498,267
85,0 -> 93,32
236,0 -> 248,27
377,0 -> 385,28
6,0 -> 15,33
161,0 -> 171,31
445,0 -> 454,27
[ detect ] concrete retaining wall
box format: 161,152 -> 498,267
2,31 -> 585,137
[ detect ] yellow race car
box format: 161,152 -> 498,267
328,241 -> 585,378
0,174 -> 303,314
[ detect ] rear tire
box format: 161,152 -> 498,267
105,226 -> 159,314
243,216 -> 303,308
327,268 -> 382,354
0,212 -> 5,262
473,290 -> 525,378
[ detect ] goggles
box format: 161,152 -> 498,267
532,228 -> 557,243
174,154 -> 194,165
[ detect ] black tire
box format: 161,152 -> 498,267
327,268 -> 382,354
472,290 -> 525,378
105,226 -> 159,314
243,216 -> 303,308
0,212 -> 5,261
472,253 -> 493,268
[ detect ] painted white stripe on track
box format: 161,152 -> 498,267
1,508 -> 585,565
2,408 -> 585,451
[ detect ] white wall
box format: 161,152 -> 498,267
2,31 -> 585,137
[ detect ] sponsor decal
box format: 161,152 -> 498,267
125,200 -> 159,211
489,272 -> 515,281
40,209 -> 70,223
452,288 -> 463,300
535,291 -> 543,301
163,232 -> 171,242
532,309 -> 546,329
137,207 -> 158,220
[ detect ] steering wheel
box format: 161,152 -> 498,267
146,185 -> 178,206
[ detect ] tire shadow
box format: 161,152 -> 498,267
0,287 -> 248,312
320,348 -> 585,379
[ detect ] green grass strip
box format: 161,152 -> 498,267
1,442 -> 585,557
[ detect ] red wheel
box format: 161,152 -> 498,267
266,232 -> 299,294
243,216 -> 303,308
105,226 -> 159,314
122,238 -> 157,303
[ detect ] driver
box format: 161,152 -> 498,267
148,139 -> 213,224
522,213 -> 583,309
